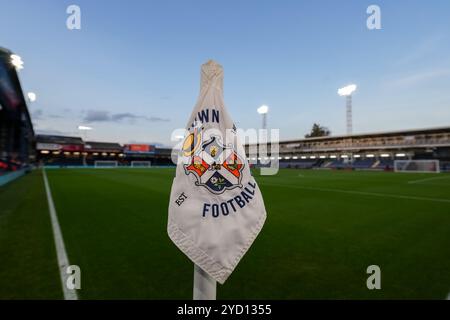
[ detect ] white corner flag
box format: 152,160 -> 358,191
168,60 -> 267,290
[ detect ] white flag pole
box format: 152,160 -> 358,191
193,264 -> 216,300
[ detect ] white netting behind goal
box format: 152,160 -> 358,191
94,161 -> 118,168
394,160 -> 440,173
131,161 -> 151,168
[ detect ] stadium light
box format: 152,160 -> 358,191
338,84 -> 357,135
27,92 -> 37,102
257,105 -> 269,130
366,154 -> 375,158
78,125 -> 93,142
395,153 -> 406,157
10,54 -> 24,70
174,135 -> 185,141
78,125 -> 92,131
337,84 -> 357,97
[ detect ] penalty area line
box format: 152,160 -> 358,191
263,182 -> 450,204
42,169 -> 78,300
407,175 -> 450,184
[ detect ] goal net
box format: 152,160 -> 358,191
131,161 -> 151,168
94,160 -> 118,168
394,160 -> 440,173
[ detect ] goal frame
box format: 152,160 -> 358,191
394,159 -> 440,173
94,160 -> 118,168
130,161 -> 152,168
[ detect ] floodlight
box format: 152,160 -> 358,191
174,135 -> 185,141
337,84 -> 357,97
27,92 -> 37,102
257,105 -> 269,114
10,54 -> 24,70
78,125 -> 93,131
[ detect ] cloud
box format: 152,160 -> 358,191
397,34 -> 444,65
48,114 -> 64,119
83,110 -> 169,123
35,128 -> 75,136
31,109 -> 44,120
386,68 -> 450,88
83,110 -> 110,122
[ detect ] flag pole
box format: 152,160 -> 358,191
193,264 -> 216,300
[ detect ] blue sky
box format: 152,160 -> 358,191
1,0 -> 450,145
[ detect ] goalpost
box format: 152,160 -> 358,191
94,160 -> 118,168
394,160 -> 440,173
131,161 -> 152,168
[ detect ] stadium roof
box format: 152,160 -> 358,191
84,141 -> 122,152
36,134 -> 84,145
272,126 -> 450,145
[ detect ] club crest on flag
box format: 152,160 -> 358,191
184,134 -> 244,194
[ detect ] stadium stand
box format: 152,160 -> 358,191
35,136 -> 174,167
246,126 -> 450,172
0,47 -> 34,182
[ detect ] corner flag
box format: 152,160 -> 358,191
168,60 -> 267,286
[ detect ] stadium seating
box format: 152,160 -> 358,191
352,159 -> 376,169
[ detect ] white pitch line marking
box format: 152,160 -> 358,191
407,175 -> 450,184
43,169 -> 78,300
263,182 -> 450,204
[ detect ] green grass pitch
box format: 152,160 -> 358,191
1,168 -> 449,299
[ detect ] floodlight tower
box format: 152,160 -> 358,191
77,125 -> 93,140
257,105 -> 269,130
338,84 -> 357,135
78,125 -> 93,166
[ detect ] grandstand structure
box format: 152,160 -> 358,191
36,135 -> 172,167
246,126 -> 450,172
0,47 -> 35,176
36,127 -> 450,171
